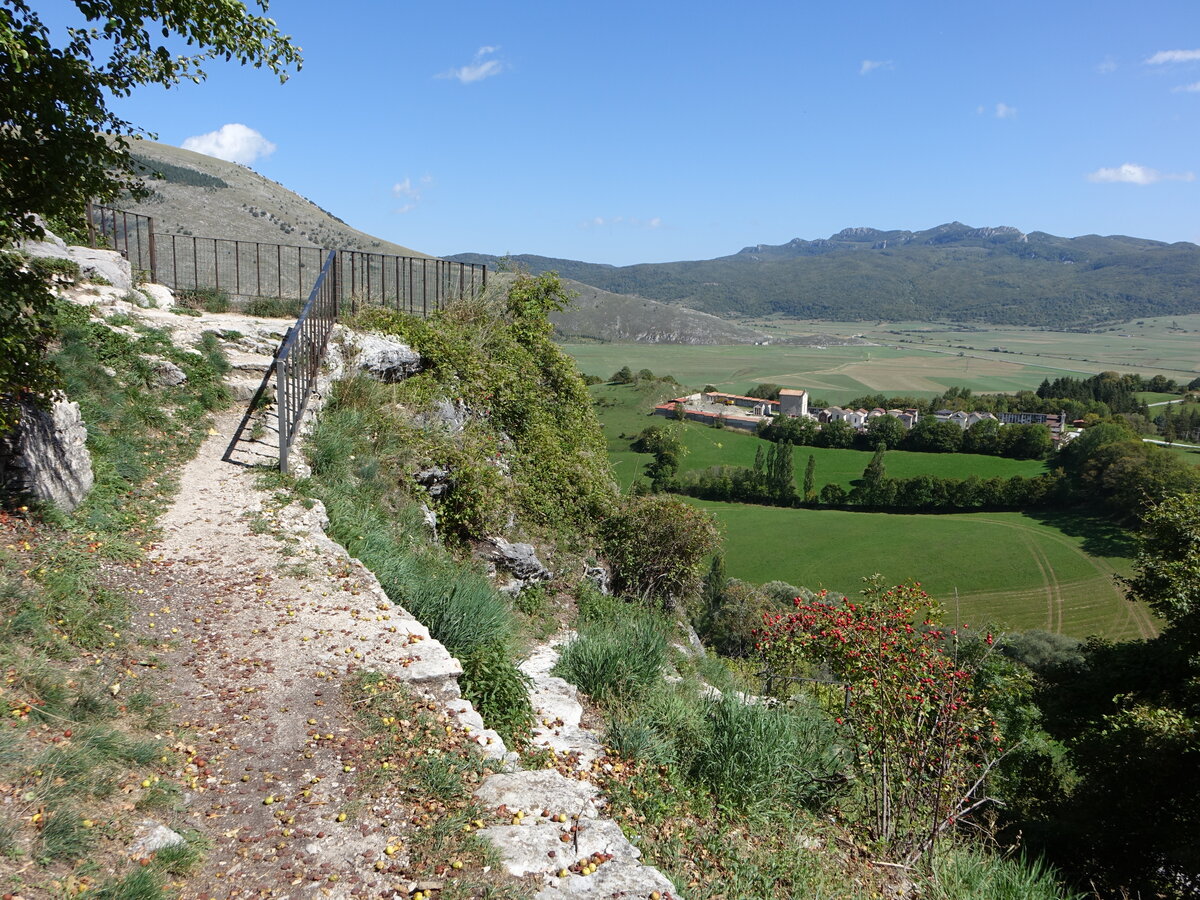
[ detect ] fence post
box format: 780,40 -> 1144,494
85,201 -> 96,247
147,218 -> 158,283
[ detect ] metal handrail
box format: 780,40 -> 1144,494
276,250 -> 338,473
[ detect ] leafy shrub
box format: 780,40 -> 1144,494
601,494 -> 720,607
698,578 -> 777,657
243,296 -> 304,318
175,286 -> 230,313
459,642 -> 533,747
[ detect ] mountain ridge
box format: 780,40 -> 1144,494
450,222 -> 1200,327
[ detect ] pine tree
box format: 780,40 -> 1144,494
863,442 -> 887,487
803,454 -> 817,500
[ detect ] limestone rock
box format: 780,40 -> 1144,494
138,283 -> 175,309
126,819 -> 185,857
355,333 -> 421,382
0,397 -> 94,513
474,770 -> 603,820
486,537 -> 551,587
66,246 -> 134,292
414,466 -> 451,498
582,563 -> 610,595
146,357 -> 187,387
414,398 -> 468,434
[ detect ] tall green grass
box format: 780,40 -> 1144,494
303,381 -> 532,744
553,613 -> 668,706
928,848 -> 1082,900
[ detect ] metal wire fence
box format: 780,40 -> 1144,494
276,251 -> 339,474
87,204 -> 487,313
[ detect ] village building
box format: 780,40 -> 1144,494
651,392 -> 777,432
778,388 -> 809,418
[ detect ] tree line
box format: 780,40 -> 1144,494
760,411 -> 1054,460
632,414 -> 1200,520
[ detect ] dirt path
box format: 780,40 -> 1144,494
125,410 -> 507,898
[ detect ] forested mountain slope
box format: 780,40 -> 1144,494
452,223 -> 1200,327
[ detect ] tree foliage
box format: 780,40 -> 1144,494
601,494 -> 720,608
1,0 -> 300,245
755,580 -> 1006,866
0,0 -> 299,429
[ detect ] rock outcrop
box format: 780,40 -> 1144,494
0,397 -> 95,513
352,333 -> 421,382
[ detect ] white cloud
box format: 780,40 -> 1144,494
181,123 -> 276,165
1096,56 -> 1117,74
1087,163 -> 1195,185
1173,81 -> 1200,92
1145,49 -> 1200,65
392,175 -> 433,214
860,59 -> 892,75
437,46 -> 505,84
583,216 -> 663,229
995,102 -> 1017,119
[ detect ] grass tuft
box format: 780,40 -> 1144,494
553,611 -> 668,706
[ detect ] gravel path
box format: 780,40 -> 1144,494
127,411 -> 505,898
108,298 -> 681,899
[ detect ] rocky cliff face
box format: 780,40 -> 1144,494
0,397 -> 95,513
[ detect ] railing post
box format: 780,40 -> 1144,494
147,218 -> 158,283
277,349 -> 290,474
85,201 -> 96,248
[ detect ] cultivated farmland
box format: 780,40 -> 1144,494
692,501 -> 1152,642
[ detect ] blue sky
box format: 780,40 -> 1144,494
92,0 -> 1200,264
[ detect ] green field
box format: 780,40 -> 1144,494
692,501 -> 1152,642
586,381 -> 1153,641
593,383 -> 1048,491
562,316 -> 1200,407
567,342 -> 1058,406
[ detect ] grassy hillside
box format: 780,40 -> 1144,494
485,273 -> 769,344
117,142 -> 765,344
452,222 -> 1200,328
118,139 -> 426,256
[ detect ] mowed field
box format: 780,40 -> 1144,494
585,380 -> 1157,642
693,501 -> 1152,642
592,383 -> 1048,491
750,316 -> 1200,384
566,342 -> 1053,406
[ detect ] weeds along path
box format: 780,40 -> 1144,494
132,410 -> 513,897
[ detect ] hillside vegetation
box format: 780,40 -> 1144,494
452,222 -> 1200,327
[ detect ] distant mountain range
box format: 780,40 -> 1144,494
450,223 -> 1200,327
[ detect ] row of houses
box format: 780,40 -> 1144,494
654,389 -> 1064,436
818,406 -> 1064,433
819,406 -> 920,430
